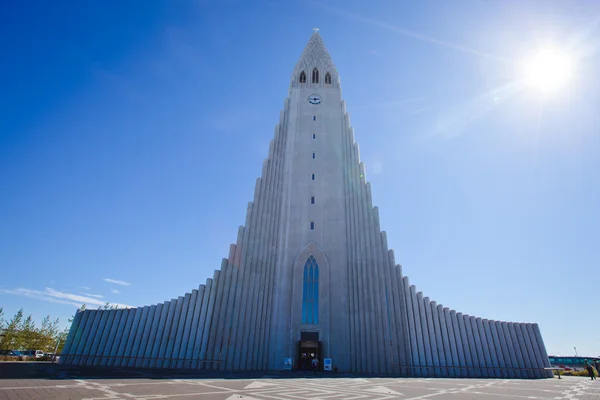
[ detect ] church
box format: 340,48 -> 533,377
60,31 -> 553,378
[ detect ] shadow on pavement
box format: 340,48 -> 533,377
0,362 -> 381,380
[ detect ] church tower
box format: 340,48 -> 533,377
60,30 -> 554,378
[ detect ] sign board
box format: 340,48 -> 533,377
323,358 -> 332,371
284,357 -> 293,370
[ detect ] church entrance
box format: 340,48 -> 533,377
297,332 -> 322,371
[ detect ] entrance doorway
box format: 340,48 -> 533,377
297,332 -> 322,371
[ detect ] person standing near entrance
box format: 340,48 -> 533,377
311,357 -> 319,375
585,360 -> 596,380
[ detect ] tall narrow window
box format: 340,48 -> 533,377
325,72 -> 331,84
310,221 -> 315,230
311,196 -> 315,204
313,116 -> 316,121
312,133 -> 316,139
299,71 -> 306,83
312,152 -> 316,159
311,173 -> 315,180
312,68 -> 319,83
302,256 -> 319,324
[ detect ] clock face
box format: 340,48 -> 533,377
308,94 -> 322,104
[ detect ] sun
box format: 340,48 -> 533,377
522,45 -> 573,93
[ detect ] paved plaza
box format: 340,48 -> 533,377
0,364 -> 599,400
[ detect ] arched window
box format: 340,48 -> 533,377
325,72 -> 331,84
301,255 -> 319,324
312,68 -> 319,84
299,71 -> 306,83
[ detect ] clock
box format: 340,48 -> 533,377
308,94 -> 321,104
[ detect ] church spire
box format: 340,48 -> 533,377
292,29 -> 338,88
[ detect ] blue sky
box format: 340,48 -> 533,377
1,0 -> 599,357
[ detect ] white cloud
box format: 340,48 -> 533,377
82,293 -> 104,299
0,287 -> 133,309
111,289 -> 120,294
103,278 -> 131,286
79,286 -> 91,290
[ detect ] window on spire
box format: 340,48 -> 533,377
325,72 -> 331,84
312,68 -> 319,84
302,255 -> 319,324
299,71 -> 306,83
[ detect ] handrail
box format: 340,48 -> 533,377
53,354 -> 222,368
393,364 -> 554,377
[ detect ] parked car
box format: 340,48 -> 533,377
0,350 -> 23,356
21,350 -> 45,358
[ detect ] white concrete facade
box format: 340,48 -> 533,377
60,31 -> 553,378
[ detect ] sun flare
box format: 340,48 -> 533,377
522,45 -> 573,93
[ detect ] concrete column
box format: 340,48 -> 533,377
403,278 -> 418,376
89,310 -> 112,366
192,280 -> 212,369
424,299 -> 440,377
106,308 -> 128,367
506,322 -> 526,378
69,310 -> 91,365
417,293 -> 433,376
521,323 -> 542,378
226,226 -> 249,370
357,163 -> 375,374
372,207 -> 391,374
207,256 -> 234,369
351,146 -> 365,373
164,297 -> 184,368
386,254 -> 403,374
364,196 -> 387,374
137,305 -> 158,368
176,291 -> 197,368
343,115 -> 358,372
73,310 -> 92,365
491,320 -> 512,378
220,243 -> 240,369
459,314 -> 476,377
81,310 -> 102,366
206,260 -> 229,367
115,308 -> 133,368
232,204 -> 256,370
468,316 -> 485,376
172,293 -> 192,368
485,319 -> 505,378
430,302 -> 445,376
500,321 -> 520,377
436,305 -> 452,377
250,161 -> 273,370
450,311 -> 467,377
184,288 -> 204,368
156,300 -> 176,368
61,310 -> 84,364
443,308 -> 459,377
394,263 -> 411,375
238,179 -> 264,370
531,323 -> 553,377
515,323 -> 534,378
261,123 -> 285,369
199,271 -> 220,369
149,302 -> 170,368
99,310 -> 122,367
128,306 -> 150,367
140,304 -> 161,368
475,318 -> 493,377
409,285 -> 424,376
121,307 -> 143,367
249,169 -> 272,370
